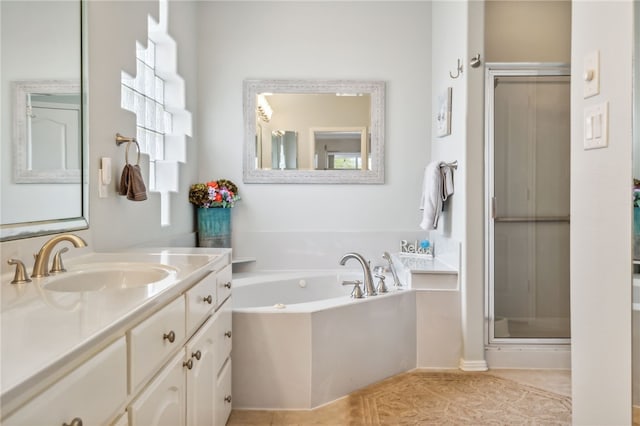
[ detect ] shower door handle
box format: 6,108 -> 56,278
491,197 -> 497,219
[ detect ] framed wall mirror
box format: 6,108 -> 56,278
13,80 -> 81,183
1,0 -> 88,241
243,79 -> 385,184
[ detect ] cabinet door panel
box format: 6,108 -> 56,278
212,299 -> 232,375
3,337 -> 127,426
129,349 -> 186,426
214,359 -> 232,426
185,317 -> 216,426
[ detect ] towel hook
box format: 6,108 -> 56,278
441,160 -> 458,170
115,133 -> 140,165
449,59 -> 463,79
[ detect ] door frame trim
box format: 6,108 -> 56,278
484,62 -> 571,346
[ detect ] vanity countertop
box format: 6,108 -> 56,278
1,247 -> 230,412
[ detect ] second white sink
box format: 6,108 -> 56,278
43,263 -> 178,292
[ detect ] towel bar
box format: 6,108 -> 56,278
115,133 -> 141,165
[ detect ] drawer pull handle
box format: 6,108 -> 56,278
223,281 -> 232,289
192,350 -> 202,360
163,331 -> 176,343
183,359 -> 193,370
224,395 -> 232,404
63,418 -> 83,426
224,331 -> 232,338
203,295 -> 213,304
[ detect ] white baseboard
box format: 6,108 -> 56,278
459,359 -> 489,371
485,345 -> 571,369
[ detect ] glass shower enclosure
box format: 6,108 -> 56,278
485,63 -> 571,344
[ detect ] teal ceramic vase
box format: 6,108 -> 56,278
197,208 -> 231,248
635,207 -> 640,236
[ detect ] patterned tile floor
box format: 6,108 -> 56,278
228,369 -> 573,425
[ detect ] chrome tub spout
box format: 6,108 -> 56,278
339,252 -> 376,297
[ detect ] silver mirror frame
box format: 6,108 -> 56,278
1,0 -> 88,242
243,79 -> 385,184
13,80 -> 81,183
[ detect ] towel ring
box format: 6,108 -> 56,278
115,133 -> 141,165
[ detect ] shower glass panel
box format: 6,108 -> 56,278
487,65 -> 571,343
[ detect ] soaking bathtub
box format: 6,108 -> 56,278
231,270 -> 417,410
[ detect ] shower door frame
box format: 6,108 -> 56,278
484,62 -> 571,346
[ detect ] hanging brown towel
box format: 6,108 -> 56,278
119,164 -> 147,201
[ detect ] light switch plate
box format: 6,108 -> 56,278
583,50 -> 600,98
583,102 -> 608,150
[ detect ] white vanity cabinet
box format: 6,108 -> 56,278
127,259 -> 233,426
1,251 -> 232,426
3,337 -> 127,426
185,298 -> 233,426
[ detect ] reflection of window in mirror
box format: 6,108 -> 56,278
312,128 -> 368,170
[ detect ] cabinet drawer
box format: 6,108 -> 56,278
186,271 -> 217,333
129,296 -> 186,393
214,359 -> 232,426
129,349 -> 187,426
216,264 -> 232,307
211,299 -> 232,375
3,337 -> 127,426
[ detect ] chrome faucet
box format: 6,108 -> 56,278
339,252 -> 376,297
382,251 -> 403,288
31,234 -> 87,278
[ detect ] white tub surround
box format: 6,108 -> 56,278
1,247 -> 231,425
390,243 -> 466,370
231,271 -> 416,410
394,253 -> 459,291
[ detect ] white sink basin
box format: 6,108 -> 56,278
43,262 -> 178,292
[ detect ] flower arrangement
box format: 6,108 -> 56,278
189,179 -> 240,208
634,179 -> 640,208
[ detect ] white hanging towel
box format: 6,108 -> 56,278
440,163 -> 455,201
419,161 -> 443,230
419,161 -> 456,230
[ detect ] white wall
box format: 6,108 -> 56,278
570,1 -> 633,423
197,1 -> 433,269
429,0 -> 486,371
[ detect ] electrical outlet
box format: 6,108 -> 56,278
583,102 -> 608,150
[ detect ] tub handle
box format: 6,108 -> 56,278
342,280 -> 364,299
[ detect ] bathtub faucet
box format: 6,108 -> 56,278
339,252 -> 376,297
382,251 -> 403,288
